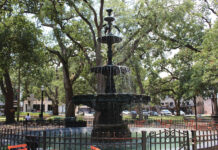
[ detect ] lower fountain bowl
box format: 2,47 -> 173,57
91,123 -> 131,142
73,93 -> 150,106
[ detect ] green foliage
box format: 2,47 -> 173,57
0,0 -> 216,116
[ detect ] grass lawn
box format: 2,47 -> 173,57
149,116 -> 184,120
15,112 -> 50,117
122,115 -> 184,120
0,112 -> 53,122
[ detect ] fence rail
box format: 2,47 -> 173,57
0,128 -> 218,150
1,118 -> 217,131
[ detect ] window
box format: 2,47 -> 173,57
48,105 -> 52,111
170,102 -> 173,106
33,104 -> 41,111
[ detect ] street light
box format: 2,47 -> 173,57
40,85 -> 44,120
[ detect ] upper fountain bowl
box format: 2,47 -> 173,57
98,33 -> 122,44
91,65 -> 130,75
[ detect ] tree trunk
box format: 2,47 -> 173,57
212,92 -> 218,115
194,96 -> 198,130
53,85 -> 59,115
0,69 -> 15,124
175,100 -> 180,116
134,64 -> 145,94
16,66 -> 21,122
62,63 -> 75,117
96,32 -> 104,94
52,103 -> 59,115
134,64 -> 145,120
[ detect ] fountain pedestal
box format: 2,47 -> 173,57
91,102 -> 130,139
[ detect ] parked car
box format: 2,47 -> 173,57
131,111 -> 137,115
148,111 -> 158,116
77,111 -> 84,115
47,111 -> 53,115
174,110 -> 185,116
122,110 -> 130,115
160,109 -> 172,116
84,111 -> 95,117
142,110 -> 149,116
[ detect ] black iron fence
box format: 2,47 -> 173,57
0,128 -> 218,150
0,118 -> 217,132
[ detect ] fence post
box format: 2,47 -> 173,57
186,131 -> 190,150
43,131 -> 46,150
191,130 -> 197,150
142,131 -> 147,150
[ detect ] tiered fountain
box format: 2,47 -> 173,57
73,9 -> 150,140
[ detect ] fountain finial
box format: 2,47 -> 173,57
106,9 -> 113,16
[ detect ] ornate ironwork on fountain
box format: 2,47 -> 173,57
72,9 -> 150,141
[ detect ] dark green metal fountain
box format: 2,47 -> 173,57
73,9 -> 150,140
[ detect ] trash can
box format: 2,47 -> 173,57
144,115 -> 148,120
132,113 -> 137,120
65,117 -> 76,127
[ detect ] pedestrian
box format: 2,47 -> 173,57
25,113 -> 31,121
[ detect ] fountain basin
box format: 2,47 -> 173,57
72,93 -> 150,106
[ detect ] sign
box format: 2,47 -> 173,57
91,145 -> 101,150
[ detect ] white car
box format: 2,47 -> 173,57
174,110 -> 185,116
122,110 -> 130,115
142,110 -> 149,116
160,109 -> 172,116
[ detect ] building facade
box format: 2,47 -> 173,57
161,96 -> 217,115
23,94 -> 52,112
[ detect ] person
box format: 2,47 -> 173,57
25,113 -> 31,121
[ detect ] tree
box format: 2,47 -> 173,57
0,15 -> 43,123
189,20 -> 218,115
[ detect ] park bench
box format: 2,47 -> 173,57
8,144 -> 27,150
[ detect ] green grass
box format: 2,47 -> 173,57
122,115 -> 184,121
149,116 -> 184,120
0,116 -> 5,121
46,115 -> 65,120
15,112 -> 50,117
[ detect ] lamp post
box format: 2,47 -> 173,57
40,85 -> 44,120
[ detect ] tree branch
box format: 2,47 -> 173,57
118,29 -> 141,51
83,0 -> 98,28
151,88 -> 176,95
99,0 -> 104,29
67,0 -> 97,49
45,90 -> 57,105
202,16 -> 212,28
117,28 -> 152,65
63,31 -> 91,64
41,23 -> 55,28
71,62 -> 84,84
204,0 -> 217,16
117,38 -> 140,65
46,47 -> 66,65
0,0 -> 8,10
161,66 -> 179,80
157,33 -> 200,52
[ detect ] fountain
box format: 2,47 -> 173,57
72,9 -> 150,140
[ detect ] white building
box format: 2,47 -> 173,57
160,96 -> 175,109
23,94 -> 52,112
